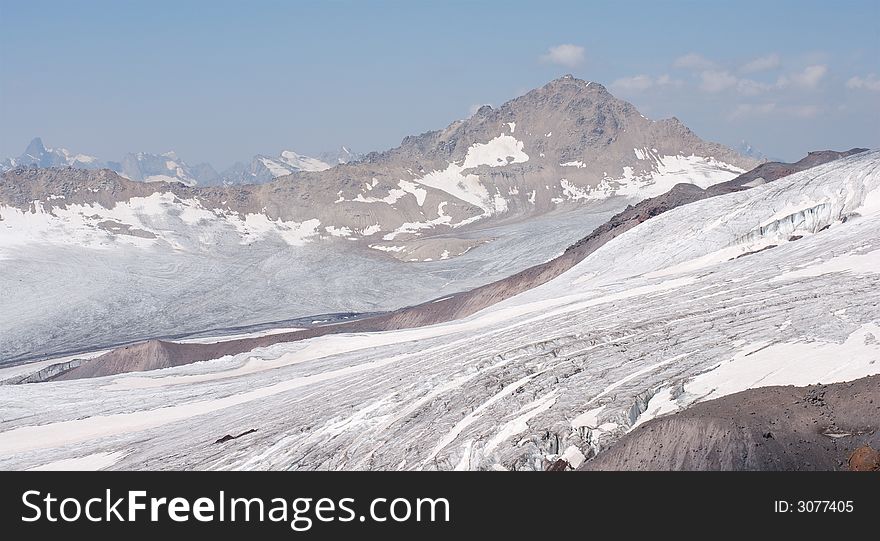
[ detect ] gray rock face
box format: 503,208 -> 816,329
580,375 -> 880,471
214,160 -> 271,185
187,162 -> 220,185
374,76 -> 752,172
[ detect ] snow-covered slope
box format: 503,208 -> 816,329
278,150 -> 332,172
0,150 -> 876,471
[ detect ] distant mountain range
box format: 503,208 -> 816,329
0,137 -> 361,186
0,137 -> 105,171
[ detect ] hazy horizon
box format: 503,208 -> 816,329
2,0 -> 878,169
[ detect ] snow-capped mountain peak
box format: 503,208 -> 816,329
117,151 -> 199,186
735,140 -> 773,162
319,145 -> 362,165
278,150 -> 332,172
216,149 -> 335,186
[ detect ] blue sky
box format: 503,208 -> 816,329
1,0 -> 878,167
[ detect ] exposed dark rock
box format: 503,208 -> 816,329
848,445 -> 880,471
214,428 -> 258,444
579,374 -> 880,471
545,458 -> 570,471
734,244 -> 777,259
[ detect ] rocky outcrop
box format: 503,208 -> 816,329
214,429 -> 258,444
579,375 -> 880,471
848,445 -> 880,471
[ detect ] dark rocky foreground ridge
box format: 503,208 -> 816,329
579,374 -> 880,471
40,147 -> 866,382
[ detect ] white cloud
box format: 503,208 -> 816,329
846,74 -> 880,91
612,74 -> 682,92
611,75 -> 654,92
787,65 -> 828,88
740,53 -> 781,73
699,70 -> 738,92
655,74 -> 683,87
696,63 -> 825,95
729,102 -> 777,119
787,104 -> 821,118
540,44 -> 585,68
673,52 -> 715,70
729,102 -> 821,120
736,78 -> 773,96
736,68 -> 826,95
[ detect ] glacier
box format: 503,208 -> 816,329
0,150 -> 877,471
